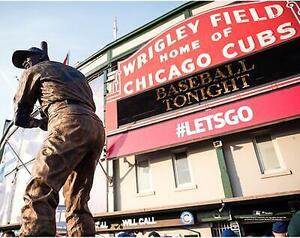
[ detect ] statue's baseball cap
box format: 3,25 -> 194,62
12,47 -> 45,69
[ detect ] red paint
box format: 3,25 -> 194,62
117,1 -> 300,98
107,86 -> 300,159
106,1 -> 300,132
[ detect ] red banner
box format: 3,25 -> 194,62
107,85 -> 300,159
115,1 -> 300,98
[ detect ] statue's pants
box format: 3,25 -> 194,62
20,114 -> 105,237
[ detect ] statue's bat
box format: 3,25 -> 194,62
40,41 -> 49,60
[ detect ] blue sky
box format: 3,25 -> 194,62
0,1 -> 183,134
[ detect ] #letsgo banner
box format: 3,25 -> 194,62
107,85 -> 300,159
115,1 -> 300,98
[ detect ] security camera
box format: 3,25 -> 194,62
213,140 -> 222,148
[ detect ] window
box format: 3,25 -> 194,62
173,152 -> 192,187
136,159 -> 151,193
253,134 -> 282,174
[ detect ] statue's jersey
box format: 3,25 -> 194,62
14,61 -> 97,122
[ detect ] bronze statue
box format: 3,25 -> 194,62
12,42 -> 105,236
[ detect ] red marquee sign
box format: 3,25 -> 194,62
116,1 -> 300,98
107,85 -> 300,159
106,1 -> 300,132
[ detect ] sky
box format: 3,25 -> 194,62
0,1 -> 184,135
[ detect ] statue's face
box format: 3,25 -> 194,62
22,54 -> 41,69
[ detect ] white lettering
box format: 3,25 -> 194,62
124,81 -> 134,95
155,69 -> 167,83
238,36 -> 255,53
204,115 -> 214,130
187,20 -> 200,34
137,53 -> 147,69
179,44 -> 190,54
224,12 -> 232,25
214,112 -> 226,129
160,53 -> 168,63
233,9 -> 249,23
186,121 -> 197,136
278,22 -> 296,40
196,53 -> 211,68
159,40 -> 200,63
170,49 -> 179,58
223,27 -> 232,38
237,106 -> 253,122
210,13 -> 222,27
181,58 -> 195,74
257,30 -> 276,47
136,76 -> 147,91
168,65 -> 182,80
154,39 -> 165,52
138,218 -> 144,225
123,60 -> 136,77
211,32 -> 222,42
122,219 -> 137,227
194,118 -> 205,133
176,25 -> 188,40
191,40 -> 200,49
265,4 -> 283,19
249,8 -> 267,21
166,33 -> 176,46
224,109 -> 239,125
148,73 -> 154,88
223,43 -> 238,59
177,106 -> 254,138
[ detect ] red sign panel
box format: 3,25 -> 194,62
115,1 -> 300,98
107,85 -> 300,159
106,1 -> 300,132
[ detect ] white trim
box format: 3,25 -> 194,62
260,169 -> 292,179
174,184 -> 198,192
135,158 -> 153,194
191,1 -> 233,16
172,151 -> 193,188
136,190 -> 155,197
271,135 -> 288,171
253,134 -> 290,176
78,54 -> 107,76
